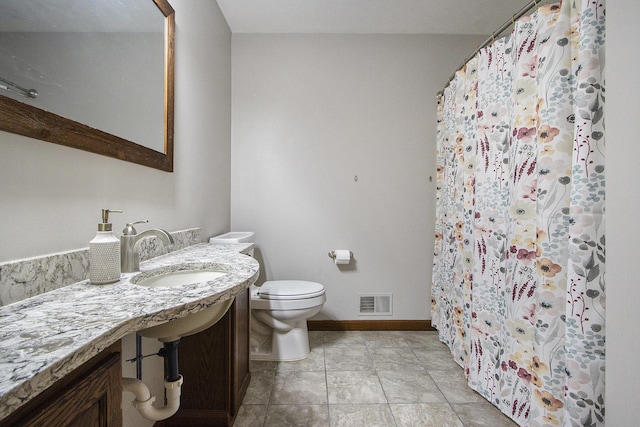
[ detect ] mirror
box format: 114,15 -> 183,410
0,0 -> 175,172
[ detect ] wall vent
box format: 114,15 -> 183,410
358,294 -> 392,315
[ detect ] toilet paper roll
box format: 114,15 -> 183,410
334,249 -> 351,265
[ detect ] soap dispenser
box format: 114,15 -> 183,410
89,209 -> 122,285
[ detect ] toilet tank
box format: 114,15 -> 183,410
210,232 -> 255,257
209,231 -> 255,244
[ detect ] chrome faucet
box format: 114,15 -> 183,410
121,220 -> 175,273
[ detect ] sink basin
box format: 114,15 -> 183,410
133,269 -> 227,288
131,265 -> 234,342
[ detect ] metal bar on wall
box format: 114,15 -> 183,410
437,0 -> 555,96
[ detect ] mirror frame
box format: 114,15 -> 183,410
0,0 -> 175,172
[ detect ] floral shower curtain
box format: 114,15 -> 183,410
431,1 -> 605,426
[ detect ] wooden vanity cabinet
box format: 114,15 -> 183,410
2,341 -> 122,427
158,288 -> 251,427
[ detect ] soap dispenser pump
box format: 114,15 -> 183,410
89,209 -> 122,285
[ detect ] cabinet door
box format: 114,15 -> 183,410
6,343 -> 122,427
230,287 -> 251,413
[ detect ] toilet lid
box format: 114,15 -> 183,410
257,280 -> 325,300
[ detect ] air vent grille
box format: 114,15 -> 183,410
359,294 -> 392,315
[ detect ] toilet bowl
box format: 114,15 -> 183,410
250,280 -> 326,361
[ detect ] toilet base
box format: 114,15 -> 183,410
250,320 -> 311,361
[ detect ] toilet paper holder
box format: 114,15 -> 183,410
328,250 -> 352,260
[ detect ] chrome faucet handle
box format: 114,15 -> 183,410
122,220 -> 149,236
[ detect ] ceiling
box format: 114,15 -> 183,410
216,0 -> 535,35
0,0 -> 162,33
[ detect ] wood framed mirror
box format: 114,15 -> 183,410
0,0 -> 175,172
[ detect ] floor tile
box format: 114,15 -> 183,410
322,330 -> 366,347
429,370 -> 486,404
277,347 -> 325,372
369,347 -> 424,371
325,347 -> 372,371
264,404 -> 329,427
362,330 -> 410,348
233,404 -> 268,427
396,330 -> 440,348
250,359 -> 278,372
238,330 -> 522,427
243,370 -> 275,404
326,370 -> 387,404
406,333 -> 450,352
270,371 -> 328,404
329,404 -> 397,427
390,403 -> 464,427
377,369 -> 447,404
412,346 -> 463,371
309,331 -> 324,349
452,402 -> 519,426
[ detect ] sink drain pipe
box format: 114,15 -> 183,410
161,340 -> 180,382
123,339 -> 183,421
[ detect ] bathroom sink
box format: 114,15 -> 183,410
132,269 -> 227,288
131,265 -> 234,342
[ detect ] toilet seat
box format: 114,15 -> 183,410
255,280 -> 325,300
251,280 -> 326,311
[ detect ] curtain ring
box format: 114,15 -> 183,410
512,14 -> 516,25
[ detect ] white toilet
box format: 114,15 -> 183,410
209,232 -> 326,362
250,280 -> 325,361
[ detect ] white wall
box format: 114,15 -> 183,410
231,34 -> 484,320
605,0 -> 640,424
0,1 -> 232,426
0,0 -> 231,263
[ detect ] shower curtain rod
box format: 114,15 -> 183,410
0,76 -> 38,99
437,0 -> 552,96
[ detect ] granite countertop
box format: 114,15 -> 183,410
0,243 -> 259,421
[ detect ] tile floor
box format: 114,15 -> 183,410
234,330 -> 519,427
